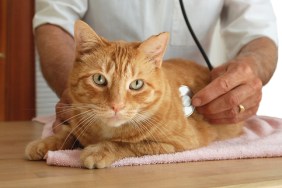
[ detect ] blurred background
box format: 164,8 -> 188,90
0,0 -> 281,121
0,0 -> 35,121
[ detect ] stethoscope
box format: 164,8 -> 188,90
179,0 -> 214,71
179,0 -> 214,117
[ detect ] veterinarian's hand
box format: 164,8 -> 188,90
53,89 -> 72,133
192,56 -> 263,124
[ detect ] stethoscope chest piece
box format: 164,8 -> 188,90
179,85 -> 195,117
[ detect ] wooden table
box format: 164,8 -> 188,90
1,121 -> 282,188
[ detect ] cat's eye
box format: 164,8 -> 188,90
129,79 -> 144,90
93,73 -> 107,86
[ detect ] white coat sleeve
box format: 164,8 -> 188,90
33,0 -> 88,36
221,0 -> 278,59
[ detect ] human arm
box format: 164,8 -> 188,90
34,0 -> 88,130
191,0 -> 278,124
34,0 -> 88,95
192,37 -> 278,124
35,25 -> 74,132
35,24 -> 75,97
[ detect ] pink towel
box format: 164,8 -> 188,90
32,115 -> 282,168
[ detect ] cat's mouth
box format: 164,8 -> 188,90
103,114 -> 129,128
109,115 -> 122,121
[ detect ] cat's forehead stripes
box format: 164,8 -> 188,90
109,44 -> 135,78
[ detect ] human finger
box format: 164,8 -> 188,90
192,62 -> 255,107
192,68 -> 245,107
196,78 -> 262,115
205,105 -> 259,124
201,93 -> 261,120
210,64 -> 227,80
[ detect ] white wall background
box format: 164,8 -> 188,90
35,1 -> 282,118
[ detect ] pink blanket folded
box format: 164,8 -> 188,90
33,115 -> 282,168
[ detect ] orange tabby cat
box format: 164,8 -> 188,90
25,20 -> 242,169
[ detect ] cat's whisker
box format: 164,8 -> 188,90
59,109 -> 95,150
52,103 -> 107,131
131,114 -> 161,142
69,111 -> 100,149
67,111 -> 95,149
145,117 -> 188,145
133,113 -> 162,135
58,102 -> 108,110
129,119 -> 156,154
147,116 -> 192,146
60,106 -> 109,150
132,113 -> 179,153
132,117 -> 173,154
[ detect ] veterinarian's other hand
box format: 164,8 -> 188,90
53,89 -> 72,133
192,56 -> 262,124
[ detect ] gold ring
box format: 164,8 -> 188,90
238,104 -> 245,113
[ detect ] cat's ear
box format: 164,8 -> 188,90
74,20 -> 106,55
137,32 -> 169,68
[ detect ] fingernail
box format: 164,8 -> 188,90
192,98 -> 201,106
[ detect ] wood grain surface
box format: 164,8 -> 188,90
0,121 -> 282,188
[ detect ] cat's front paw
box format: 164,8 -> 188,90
25,139 -> 49,160
80,142 -> 118,169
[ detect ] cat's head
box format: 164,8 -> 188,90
69,20 -> 169,128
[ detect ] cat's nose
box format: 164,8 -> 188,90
111,102 -> 125,113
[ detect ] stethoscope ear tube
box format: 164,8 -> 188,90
179,0 -> 214,71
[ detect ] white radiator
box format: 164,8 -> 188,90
35,54 -> 58,116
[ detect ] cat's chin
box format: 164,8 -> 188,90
103,118 -> 128,128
